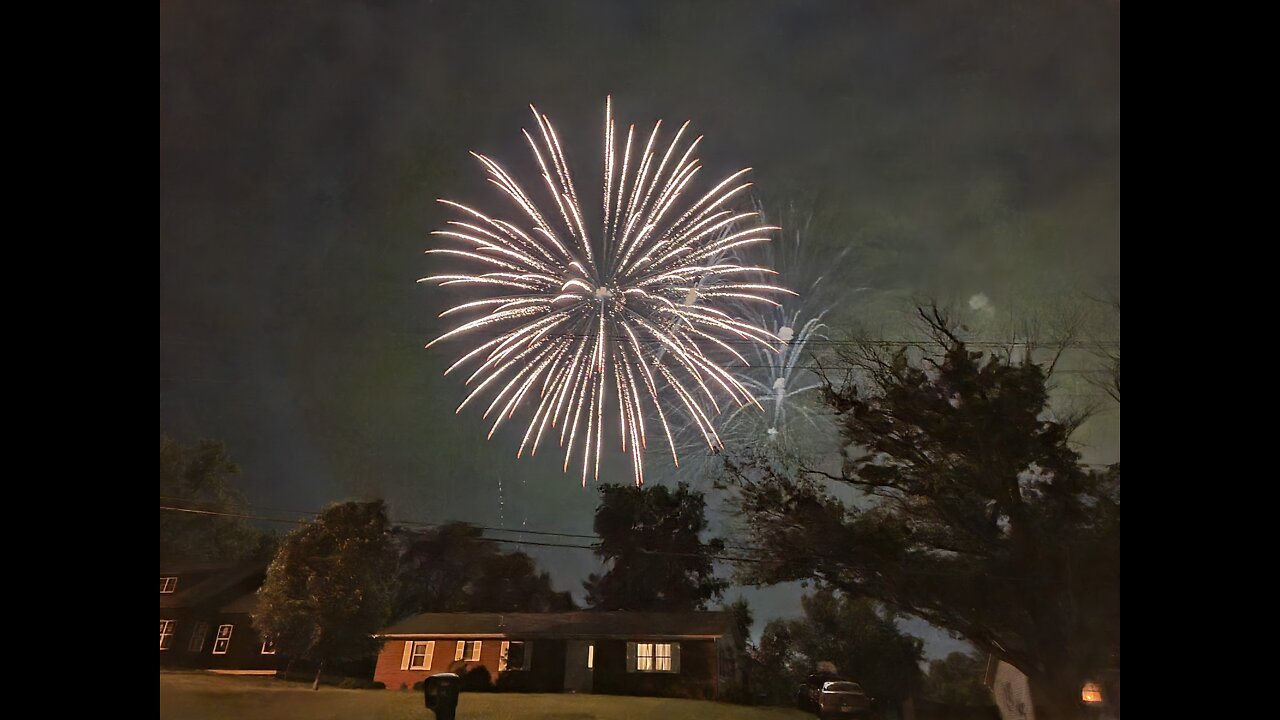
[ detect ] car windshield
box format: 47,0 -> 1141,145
823,682 -> 863,693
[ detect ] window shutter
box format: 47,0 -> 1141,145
455,641 -> 466,661
626,642 -> 637,673
473,641 -> 483,661
401,641 -> 413,670
524,641 -> 533,670
671,643 -> 681,674
424,641 -> 435,670
498,641 -> 510,671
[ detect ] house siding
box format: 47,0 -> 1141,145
159,564 -> 279,673
593,639 -> 719,700
160,611 -> 279,671
375,637 -> 530,690
373,636 -> 721,698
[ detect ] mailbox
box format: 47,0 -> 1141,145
424,673 -> 460,720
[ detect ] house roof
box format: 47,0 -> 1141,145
160,560 -> 266,611
377,611 -> 739,640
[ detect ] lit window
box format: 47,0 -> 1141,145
160,620 -> 175,650
654,643 -> 672,672
212,624 -> 234,655
261,640 -> 277,655
587,643 -> 594,670
455,640 -> 482,662
409,641 -> 435,670
189,621 -> 208,652
160,577 -> 178,593
636,643 -> 653,671
635,642 -> 676,673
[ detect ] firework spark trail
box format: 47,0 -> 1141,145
422,98 -> 794,486
641,203 -> 865,488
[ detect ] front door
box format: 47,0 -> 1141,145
563,640 -> 593,693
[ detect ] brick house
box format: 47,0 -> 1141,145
159,561 -> 280,673
373,612 -> 743,699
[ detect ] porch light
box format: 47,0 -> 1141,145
1081,682 -> 1103,704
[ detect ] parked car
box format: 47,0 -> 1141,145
796,673 -> 874,719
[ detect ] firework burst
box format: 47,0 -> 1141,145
421,98 -> 793,486
640,204 -> 867,488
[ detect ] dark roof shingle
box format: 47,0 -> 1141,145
378,611 -> 737,639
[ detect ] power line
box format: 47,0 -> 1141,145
159,501 -> 763,562
159,502 -> 1033,578
159,495 -> 600,541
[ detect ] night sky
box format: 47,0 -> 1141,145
160,0 -> 1120,657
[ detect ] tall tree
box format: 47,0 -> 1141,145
254,500 -> 397,689
924,652 -> 994,707
583,482 -> 728,611
160,434 -> 264,563
393,522 -> 575,618
753,589 -> 924,710
725,307 -> 1120,719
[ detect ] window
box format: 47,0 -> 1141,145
212,624 -> 234,655
587,643 -> 594,670
653,643 -> 673,672
160,619 -> 175,650
189,621 -> 208,652
499,641 -> 531,671
160,576 -> 178,593
409,641 -> 435,670
636,643 -> 654,671
261,640 -> 277,655
630,642 -> 678,673
454,640 -> 482,662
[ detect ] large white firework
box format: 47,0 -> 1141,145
421,98 -> 793,486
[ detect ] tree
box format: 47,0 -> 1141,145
724,596 -> 754,651
393,522 -> 575,618
1085,295 -> 1120,404
752,589 -> 924,710
924,652 -> 994,707
725,306 -> 1120,719
160,434 -> 266,563
583,482 -> 728,611
254,500 -> 397,689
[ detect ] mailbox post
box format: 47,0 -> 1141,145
423,673 -> 460,720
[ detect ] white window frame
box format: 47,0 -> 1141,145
454,640 -> 482,662
654,642 -> 673,672
260,639 -> 277,655
160,619 -> 175,650
160,576 -> 178,593
409,641 -> 435,670
631,641 -> 678,673
189,621 -> 208,652
212,624 -> 234,655
636,642 -> 654,671
499,640 -> 531,672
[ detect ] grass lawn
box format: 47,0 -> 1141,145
160,671 -> 813,720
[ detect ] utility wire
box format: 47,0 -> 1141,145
160,503 -> 1028,578
159,502 -> 763,561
